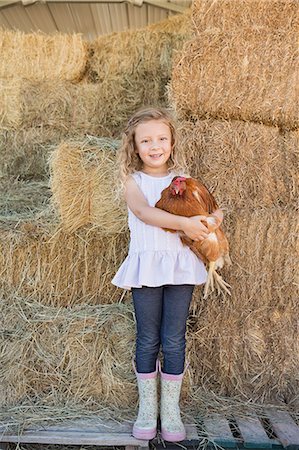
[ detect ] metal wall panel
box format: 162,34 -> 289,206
0,10 -> 10,27
69,3 -> 96,38
127,3 -> 147,29
0,1 -> 191,36
47,3 -> 78,32
24,3 -> 58,32
2,3 -> 34,30
147,3 -> 167,24
90,3 -> 112,35
108,3 -> 128,33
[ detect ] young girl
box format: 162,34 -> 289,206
112,107 -> 223,442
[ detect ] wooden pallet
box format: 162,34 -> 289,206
0,411 -> 298,450
200,410 -> 299,450
0,421 -> 198,449
0,421 -> 148,450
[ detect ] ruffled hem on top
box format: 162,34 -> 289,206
112,250 -> 207,290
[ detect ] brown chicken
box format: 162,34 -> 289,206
155,176 -> 231,298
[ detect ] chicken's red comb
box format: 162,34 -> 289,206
174,176 -> 186,183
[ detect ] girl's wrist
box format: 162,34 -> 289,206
180,216 -> 192,233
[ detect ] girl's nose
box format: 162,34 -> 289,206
150,141 -> 160,149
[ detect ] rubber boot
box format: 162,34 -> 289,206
160,364 -> 187,442
132,360 -> 158,440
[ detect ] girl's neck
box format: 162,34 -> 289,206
141,166 -> 170,178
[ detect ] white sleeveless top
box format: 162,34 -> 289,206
112,171 -> 207,289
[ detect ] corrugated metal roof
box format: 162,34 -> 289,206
0,0 -> 192,38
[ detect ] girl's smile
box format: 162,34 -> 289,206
134,119 -> 172,175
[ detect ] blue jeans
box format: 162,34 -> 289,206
132,284 -> 194,375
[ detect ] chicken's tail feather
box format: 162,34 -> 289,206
203,261 -> 231,299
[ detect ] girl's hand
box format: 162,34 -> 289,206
182,215 -> 209,241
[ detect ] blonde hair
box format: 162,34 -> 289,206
116,107 -> 187,195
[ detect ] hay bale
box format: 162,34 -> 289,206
0,221 -> 129,306
192,0 -> 299,32
87,11 -> 191,83
50,137 -> 127,234
0,128 -> 63,180
179,119 -> 298,210
147,7 -> 191,33
188,207 -> 299,404
0,79 -> 115,136
0,30 -> 87,82
1,205 -> 297,419
0,296 -> 136,410
0,13 -> 192,138
0,178 -> 51,219
87,30 -> 186,83
0,77 -> 163,137
170,28 -> 299,129
81,14 -> 192,131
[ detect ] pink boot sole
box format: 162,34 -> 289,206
161,428 -> 186,442
132,426 -> 157,440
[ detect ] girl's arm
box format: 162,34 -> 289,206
125,176 -> 209,241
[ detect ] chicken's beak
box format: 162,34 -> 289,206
174,185 -> 180,195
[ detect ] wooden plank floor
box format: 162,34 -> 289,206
201,411 -> 299,450
0,421 -> 198,448
0,411 -> 298,449
0,421 -> 149,448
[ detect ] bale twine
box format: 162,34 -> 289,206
0,221 -> 129,306
50,137 -> 126,234
170,28 -> 299,130
192,0 -> 299,32
178,119 -> 298,210
188,206 -> 298,404
0,30 -> 88,82
0,296 -> 136,410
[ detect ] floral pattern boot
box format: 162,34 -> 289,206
132,361 -> 158,440
160,371 -> 186,442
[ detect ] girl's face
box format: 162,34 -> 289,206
134,119 -> 172,175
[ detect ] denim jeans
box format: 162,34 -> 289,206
132,284 -> 194,375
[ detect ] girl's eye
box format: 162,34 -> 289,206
141,140 -> 148,143
161,137 -> 167,141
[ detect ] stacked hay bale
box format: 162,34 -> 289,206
0,11 -> 198,427
0,11 -> 191,180
0,138 -> 130,306
0,31 -> 90,180
170,0 -> 299,406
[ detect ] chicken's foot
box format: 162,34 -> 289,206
203,261 -> 231,299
